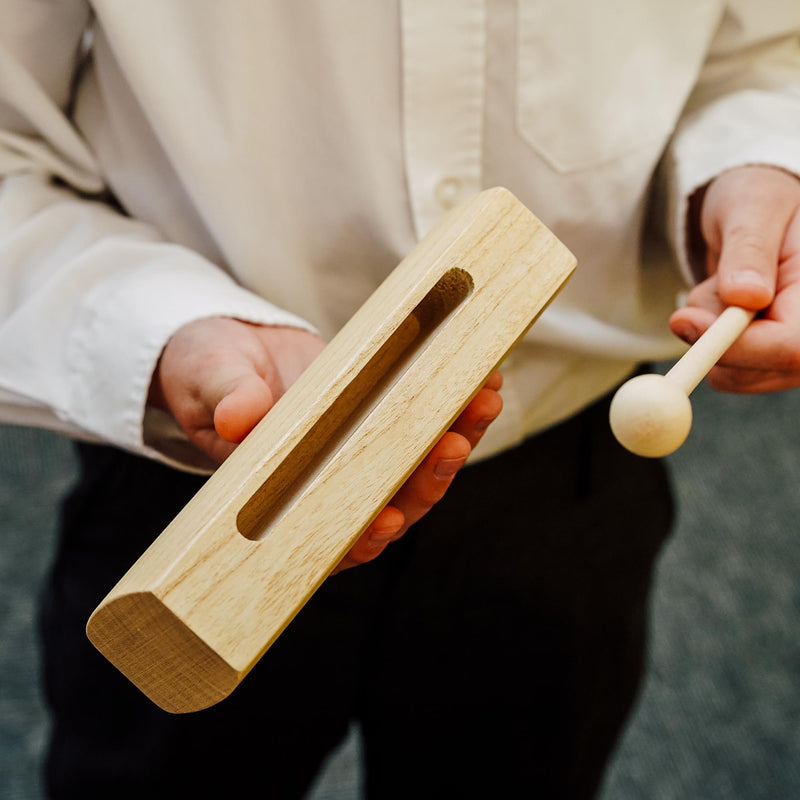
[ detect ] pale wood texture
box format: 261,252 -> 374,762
609,305 -> 755,457
86,187 -> 576,713
665,306 -> 754,394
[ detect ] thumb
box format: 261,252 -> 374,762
714,205 -> 781,311
212,368 -> 275,444
703,168 -> 794,311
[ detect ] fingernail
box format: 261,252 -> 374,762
730,269 -> 770,289
434,456 -> 467,480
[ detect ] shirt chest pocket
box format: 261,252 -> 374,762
516,0 -> 720,173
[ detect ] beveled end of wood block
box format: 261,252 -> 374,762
87,592 -> 241,713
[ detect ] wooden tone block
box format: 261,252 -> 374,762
86,187 -> 576,713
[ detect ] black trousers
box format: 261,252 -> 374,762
40,392 -> 673,799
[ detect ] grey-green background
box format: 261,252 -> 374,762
2,376 -> 799,799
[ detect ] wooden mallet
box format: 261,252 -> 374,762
86,187 -> 576,713
609,305 -> 755,457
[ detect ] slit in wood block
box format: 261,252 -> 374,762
237,268 -> 473,541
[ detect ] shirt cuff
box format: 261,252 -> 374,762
65,242 -> 317,471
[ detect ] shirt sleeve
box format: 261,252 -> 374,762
658,2 -> 800,283
0,2 -> 315,471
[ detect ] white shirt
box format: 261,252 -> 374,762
1,0 -> 799,470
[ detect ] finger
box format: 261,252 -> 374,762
669,298 -> 721,346
672,312 -> 796,369
672,258 -> 800,365
705,363 -> 800,394
668,305 -> 800,395
334,433 -> 473,573
450,386 -> 503,449
669,271 -> 728,345
367,505 -> 406,541
716,316 -> 800,372
484,370 -> 503,391
332,378 -> 502,574
388,431 -> 471,532
334,506 -> 406,572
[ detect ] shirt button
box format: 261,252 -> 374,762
434,176 -> 464,210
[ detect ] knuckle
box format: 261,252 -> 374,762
775,343 -> 800,373
705,370 -> 734,392
706,365 -> 756,392
417,485 -> 448,506
725,225 -> 771,256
